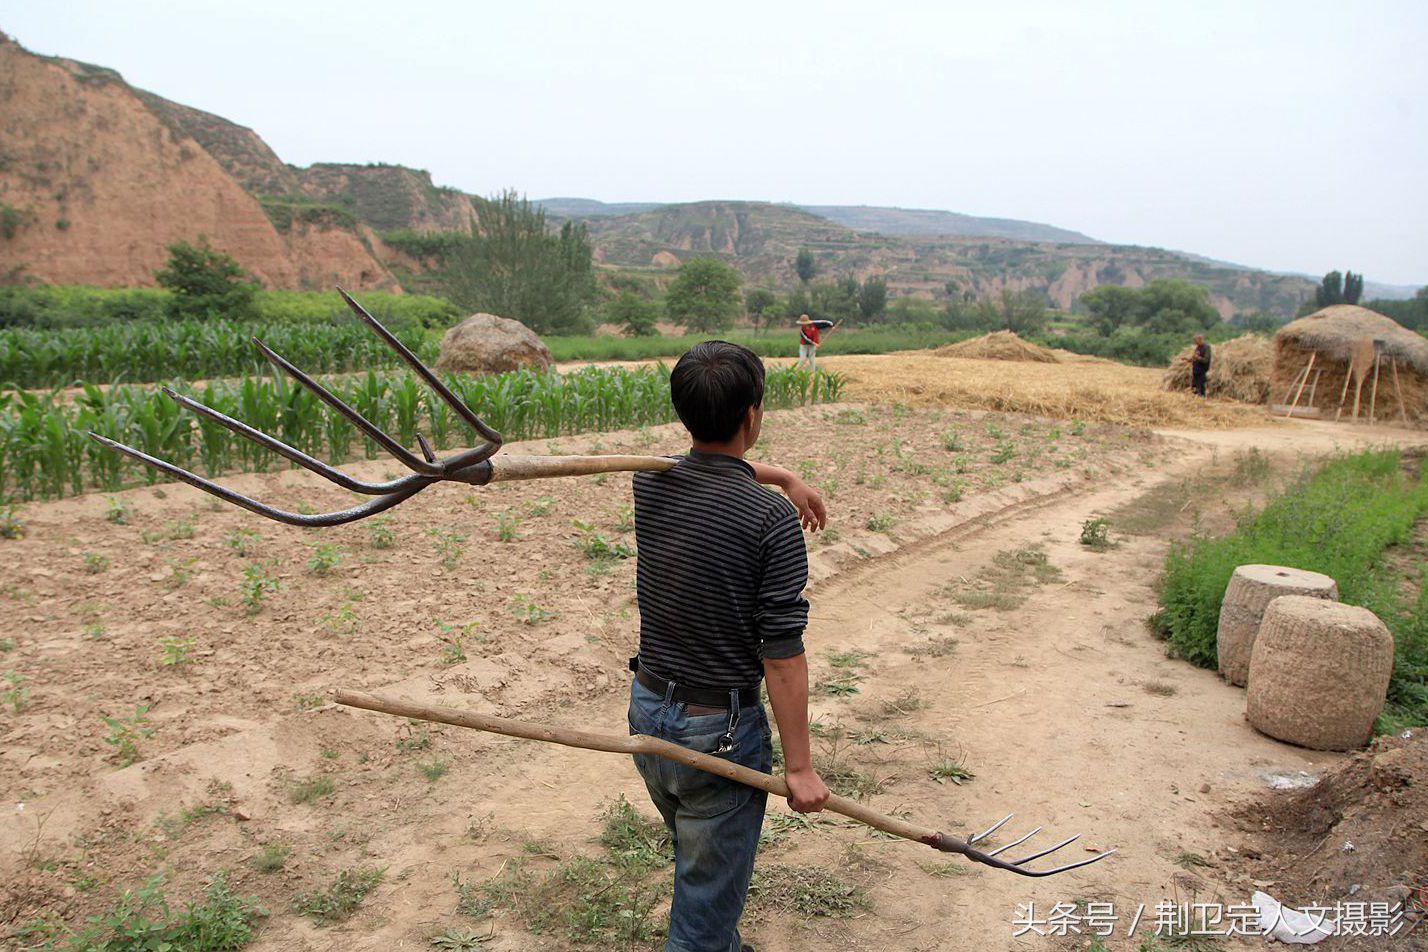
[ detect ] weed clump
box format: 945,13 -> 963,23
292,866 -> 385,924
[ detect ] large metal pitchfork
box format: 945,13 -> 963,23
91,289 -> 1114,878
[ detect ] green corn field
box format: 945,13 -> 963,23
0,320 -> 442,390
0,366 -> 845,504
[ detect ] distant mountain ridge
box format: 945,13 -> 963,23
537,197 -> 1100,245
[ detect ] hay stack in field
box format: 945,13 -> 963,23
935,331 -> 1059,363
1162,335 -> 1274,404
1272,305 -> 1428,425
1246,596 -> 1394,751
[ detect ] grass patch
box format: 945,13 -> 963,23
748,863 -> 869,917
41,873 -> 263,951
293,866 -> 385,924
250,843 -> 290,873
288,774 -> 335,804
909,635 -> 960,658
1153,450 -> 1428,731
944,546 -> 1062,611
598,795 -> 672,872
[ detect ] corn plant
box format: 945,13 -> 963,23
240,561 -> 281,614
307,542 -> 344,576
160,637 -> 194,667
367,516 -> 395,549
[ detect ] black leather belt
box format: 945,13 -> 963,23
631,658 -> 759,709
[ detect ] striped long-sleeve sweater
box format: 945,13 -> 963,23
632,450 -> 809,689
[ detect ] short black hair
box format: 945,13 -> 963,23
669,341 -> 765,442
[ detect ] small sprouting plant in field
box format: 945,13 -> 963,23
431,927 -> 492,950
83,551 -> 110,574
942,480 -> 964,504
436,620 -> 479,665
1070,419 -> 1087,436
417,759 -> 449,782
289,774 -> 335,804
104,497 -> 131,525
822,527 -> 842,544
0,506 -> 24,539
989,441 -> 1017,464
815,674 -> 862,697
865,513 -> 895,533
834,408 -> 866,425
143,519 -> 196,544
367,516 -> 395,549
985,421 -> 1004,438
927,747 -> 974,785
613,504 -> 635,533
103,705 -> 154,766
320,602 -> 359,635
797,459 -> 819,481
495,511 -> 520,543
428,528 -> 467,569
251,843 -> 291,873
1080,517 -> 1112,550
225,527 -> 261,556
941,428 -> 963,452
292,867 -> 386,924
396,721 -> 431,752
826,650 -> 867,670
526,496 -> 557,517
161,557 -> 197,590
160,637 -> 194,667
294,693 -> 325,712
307,543 -> 344,576
599,795 -> 673,871
3,671 -> 30,713
882,688 -> 928,715
0,638 -> 13,652
512,594 -> 558,625
83,622 -> 107,640
240,561 -> 281,614
573,520 -> 636,560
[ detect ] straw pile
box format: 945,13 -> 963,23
1272,305 -> 1428,424
816,354 -> 1265,428
934,331 -> 1060,363
1162,335 -> 1274,404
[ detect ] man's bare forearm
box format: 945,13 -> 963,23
764,653 -> 813,772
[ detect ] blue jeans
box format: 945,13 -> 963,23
628,678 -> 772,952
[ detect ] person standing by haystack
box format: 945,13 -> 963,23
1189,334 -> 1212,397
793,314 -> 838,373
629,341 -> 830,952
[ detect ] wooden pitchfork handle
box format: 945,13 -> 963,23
334,690 -> 1114,877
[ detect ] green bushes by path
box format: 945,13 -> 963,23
0,365 -> 844,504
1154,450 -> 1428,732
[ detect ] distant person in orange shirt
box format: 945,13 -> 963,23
793,314 -> 839,373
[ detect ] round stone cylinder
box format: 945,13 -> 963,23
1246,596 -> 1394,751
1217,564 -> 1338,686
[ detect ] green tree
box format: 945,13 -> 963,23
1315,270 -> 1344,308
1079,284 -> 1140,335
794,249 -> 817,284
604,290 -> 661,337
445,190 -> 596,334
858,277 -> 888,322
974,289 -> 1048,336
154,239 -> 258,320
1079,279 -> 1217,336
665,257 -> 743,333
1343,270 -> 1364,305
745,288 -> 779,332
810,280 -> 858,324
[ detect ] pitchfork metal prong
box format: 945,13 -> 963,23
86,432 -> 437,527
416,433 -> 437,464
159,387 -> 422,496
250,337 -> 447,476
336,286 -> 504,447
986,826 -> 1042,857
1011,833 -> 1081,866
968,813 -> 1014,844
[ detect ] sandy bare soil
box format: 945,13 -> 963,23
2,397 -> 1425,951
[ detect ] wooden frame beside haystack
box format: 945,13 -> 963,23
1272,305 -> 1428,426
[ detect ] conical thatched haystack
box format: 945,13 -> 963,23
1163,334 -> 1274,403
1273,305 -> 1428,425
934,331 -> 1059,363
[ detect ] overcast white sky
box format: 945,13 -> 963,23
8,1 -> 1426,285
